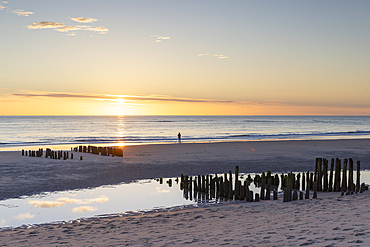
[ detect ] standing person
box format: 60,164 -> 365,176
177,132 -> 181,143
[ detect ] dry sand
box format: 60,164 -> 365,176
1,139 -> 370,246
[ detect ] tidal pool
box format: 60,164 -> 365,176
1,170 -> 370,229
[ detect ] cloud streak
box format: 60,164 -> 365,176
0,2 -> 33,16
12,91 -> 239,104
11,9 -> 34,16
70,17 -> 97,23
150,35 -> 171,42
27,18 -> 109,35
198,54 -> 229,59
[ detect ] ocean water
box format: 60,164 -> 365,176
1,115 -> 370,150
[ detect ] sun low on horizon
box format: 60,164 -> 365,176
1,0 -> 370,116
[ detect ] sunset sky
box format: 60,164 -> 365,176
1,0 -> 370,115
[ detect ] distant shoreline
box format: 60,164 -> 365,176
2,136 -> 370,152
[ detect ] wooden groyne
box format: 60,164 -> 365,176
21,145 -> 124,160
173,158 -> 368,203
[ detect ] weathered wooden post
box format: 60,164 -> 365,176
80,156 -> 83,160
266,176 -> 271,200
317,158 -> 322,191
234,166 -> 239,200
299,191 -> 304,200
334,158 -> 341,192
323,159 -> 328,192
260,172 -> 265,200
302,172 -> 305,191
349,158 -> 354,193
79,146 -> 82,152
273,190 -> 278,200
249,191 -> 254,202
356,161 -> 361,193
296,173 -> 301,191
305,181 -> 310,199
71,153 -> 73,159
309,172 -> 314,190
313,182 -> 317,199
328,158 -> 334,192
255,193 -> 260,202
22,150 -> 24,156
341,159 -> 348,193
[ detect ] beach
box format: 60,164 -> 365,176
1,139 -> 370,246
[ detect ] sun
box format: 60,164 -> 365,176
116,98 -> 124,105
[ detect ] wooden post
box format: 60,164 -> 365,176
356,161 -> 361,193
348,158 -> 354,193
260,172 -> 265,200
334,158 -> 341,192
341,159 -> 348,192
255,193 -> 260,202
244,180 -> 249,202
80,156 -> 83,160
296,173 -> 301,191
302,172 -> 305,191
305,181 -> 310,199
313,182 -> 317,199
71,153 -> 73,159
249,191 -> 254,202
292,190 -> 298,200
328,158 -> 334,192
299,191 -> 303,200
323,159 -> 328,192
266,176 -> 271,200
317,158 -> 322,191
309,172 -> 314,190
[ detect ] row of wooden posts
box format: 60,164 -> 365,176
73,145 -> 123,157
22,148 -> 81,160
174,158 -> 368,203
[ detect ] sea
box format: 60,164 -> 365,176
1,115 -> 370,150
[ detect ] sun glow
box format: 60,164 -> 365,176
116,98 -> 124,105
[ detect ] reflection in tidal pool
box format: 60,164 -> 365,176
1,170 -> 370,229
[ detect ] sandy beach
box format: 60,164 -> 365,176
1,139 -> 370,246
1,139 -> 370,201
1,192 -> 370,246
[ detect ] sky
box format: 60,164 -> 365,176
1,0 -> 370,116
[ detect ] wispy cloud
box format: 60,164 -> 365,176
198,54 -> 229,59
12,91 -> 238,104
27,18 -> 109,35
0,1 -> 33,16
70,17 -> 97,23
11,9 -> 34,16
56,25 -> 81,32
27,21 -> 65,29
150,35 -> 171,43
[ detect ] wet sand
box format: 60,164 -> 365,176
1,139 -> 370,246
1,139 -> 370,201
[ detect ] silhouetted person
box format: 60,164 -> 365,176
177,132 -> 181,143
